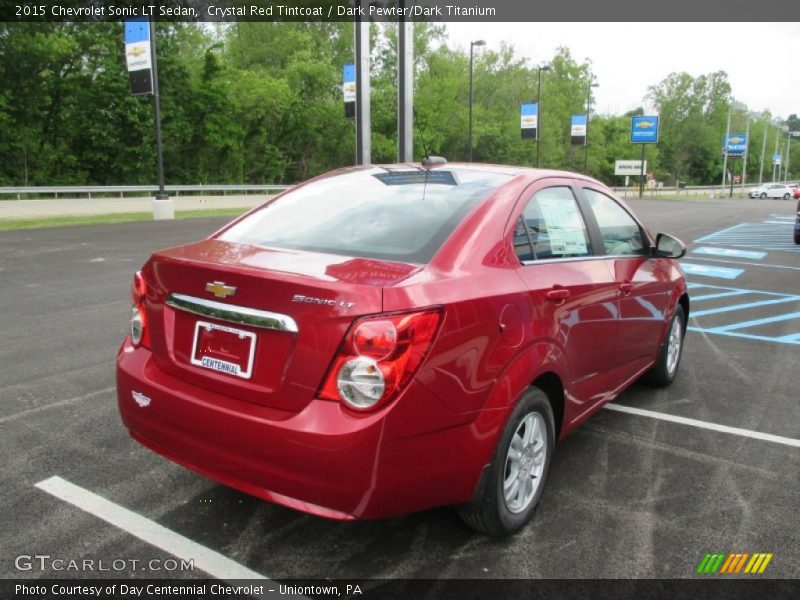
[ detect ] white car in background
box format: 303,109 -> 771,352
748,183 -> 794,199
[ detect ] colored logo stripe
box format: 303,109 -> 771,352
697,552 -> 773,574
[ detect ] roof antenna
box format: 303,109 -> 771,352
413,109 -> 430,162
413,110 -> 431,202
413,110 -> 447,168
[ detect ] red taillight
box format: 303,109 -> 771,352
318,309 -> 442,411
353,320 -> 397,359
131,271 -> 146,304
130,271 -> 150,348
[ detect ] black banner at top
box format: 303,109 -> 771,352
5,0 -> 800,22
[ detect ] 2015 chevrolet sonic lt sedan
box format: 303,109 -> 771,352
117,162 -> 688,536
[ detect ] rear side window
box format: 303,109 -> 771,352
583,189 -> 645,256
219,168 -> 511,263
514,186 -> 593,262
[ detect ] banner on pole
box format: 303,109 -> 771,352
343,63 -> 356,119
571,114 -> 587,146
520,103 -> 538,140
124,18 -> 153,96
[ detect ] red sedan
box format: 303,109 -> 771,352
117,162 -> 688,536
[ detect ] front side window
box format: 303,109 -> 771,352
514,186 -> 592,262
583,189 -> 646,256
219,168 -> 511,263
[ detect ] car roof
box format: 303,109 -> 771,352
371,162 -> 603,185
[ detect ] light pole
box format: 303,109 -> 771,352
536,64 -> 551,168
772,125 -> 781,182
468,39 -> 485,162
720,102 -> 732,194
584,79 -> 599,173
784,131 -> 791,181
758,117 -> 768,185
741,112 -> 753,194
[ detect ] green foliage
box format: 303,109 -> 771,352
0,22 -> 795,186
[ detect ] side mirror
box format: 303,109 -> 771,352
655,233 -> 686,259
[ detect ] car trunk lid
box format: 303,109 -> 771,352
142,239 -> 421,412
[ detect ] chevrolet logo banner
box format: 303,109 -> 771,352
124,18 -> 153,96
630,116 -> 660,143
343,63 -> 355,119
571,114 -> 587,146
520,103 -> 538,140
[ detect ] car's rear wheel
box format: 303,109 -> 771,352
760,192 -> 767,199
784,193 -> 791,200
458,387 -> 554,537
643,305 -> 686,387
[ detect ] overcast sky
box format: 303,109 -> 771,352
443,22 -> 800,119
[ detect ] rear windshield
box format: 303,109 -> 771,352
218,168 -> 511,263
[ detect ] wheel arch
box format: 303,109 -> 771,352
531,371 -> 565,440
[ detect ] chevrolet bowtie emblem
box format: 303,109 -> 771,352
127,47 -> 146,58
205,281 -> 237,298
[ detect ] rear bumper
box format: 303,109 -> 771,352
116,340 -> 486,520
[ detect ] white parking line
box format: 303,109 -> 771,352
0,387 -> 114,425
35,476 -> 271,581
605,404 -> 800,448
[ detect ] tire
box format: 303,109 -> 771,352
643,304 -> 686,387
784,193 -> 791,200
458,387 -> 554,537
760,192 -> 767,199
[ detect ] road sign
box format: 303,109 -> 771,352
520,103 -> 538,140
773,153 -> 782,166
614,160 -> 646,176
723,133 -> 747,157
630,116 -> 659,143
571,114 -> 587,146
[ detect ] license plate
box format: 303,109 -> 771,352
191,321 -> 256,379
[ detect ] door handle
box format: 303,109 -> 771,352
619,282 -> 633,296
546,288 -> 570,302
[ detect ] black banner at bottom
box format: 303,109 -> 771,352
3,579 -> 799,600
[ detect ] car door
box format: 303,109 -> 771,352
579,187 -> 671,387
512,181 -> 619,417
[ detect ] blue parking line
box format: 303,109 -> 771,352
681,263 -> 743,280
693,221 -> 800,254
710,311 -> 800,332
683,282 -> 792,297
687,257 -> 800,272
691,297 -> 799,318
694,223 -> 748,243
690,290 -> 751,302
687,326 -> 800,346
692,246 -> 766,260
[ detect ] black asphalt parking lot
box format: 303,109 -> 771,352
1,197 -> 798,584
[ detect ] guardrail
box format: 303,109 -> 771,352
1,181 -> 794,201
0,184 -> 292,200
612,182 -> 799,197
